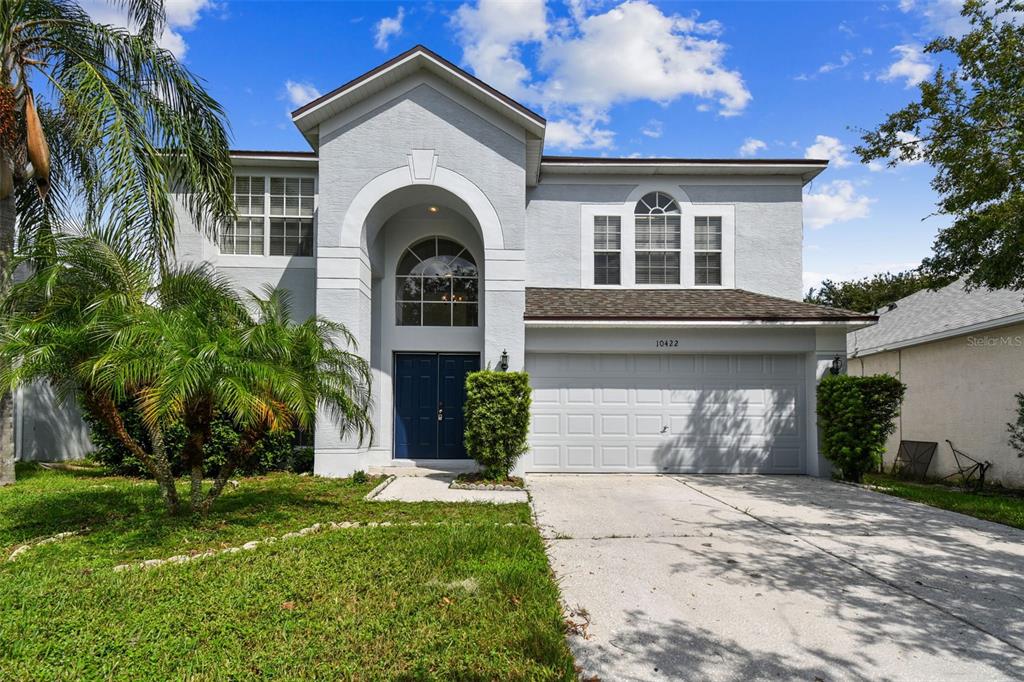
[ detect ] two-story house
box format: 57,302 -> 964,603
17,46 -> 876,476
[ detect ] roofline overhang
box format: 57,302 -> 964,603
540,157 -> 828,185
849,310 -> 1024,357
230,150 -> 318,168
526,319 -> 877,329
290,45 -> 546,147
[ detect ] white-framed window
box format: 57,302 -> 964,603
694,216 -> 723,285
220,174 -> 315,257
269,177 -> 314,256
593,215 -> 621,285
221,176 -> 265,255
634,191 -> 681,285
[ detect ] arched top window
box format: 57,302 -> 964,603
396,237 -> 478,327
635,191 -> 679,216
634,192 -> 682,285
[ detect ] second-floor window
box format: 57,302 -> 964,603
694,216 -> 722,285
222,176 -> 265,255
221,175 -> 315,257
593,216 -> 621,285
634,192 -> 681,285
269,177 -> 314,256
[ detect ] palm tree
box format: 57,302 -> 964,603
0,229 -> 372,513
0,0 -> 236,483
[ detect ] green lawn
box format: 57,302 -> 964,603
0,464 -> 574,681
864,472 -> 1024,530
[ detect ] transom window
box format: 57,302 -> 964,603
634,192 -> 681,285
219,175 -> 315,257
593,216 -> 621,285
396,237 -> 479,327
694,216 -> 723,285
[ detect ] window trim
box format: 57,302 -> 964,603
592,215 -> 622,285
694,215 -> 723,287
579,191 -> 735,289
218,170 -> 317,262
634,192 -> 682,286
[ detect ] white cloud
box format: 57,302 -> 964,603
738,137 -> 767,157
879,44 -> 933,88
803,180 -> 874,230
641,119 -> 663,138
818,51 -> 854,74
805,134 -> 851,167
284,81 -> 322,108
545,116 -> 615,151
374,6 -> 406,51
452,0 -> 548,98
453,0 -> 750,150
81,0 -> 214,59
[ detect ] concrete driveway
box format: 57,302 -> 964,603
528,475 -> 1024,681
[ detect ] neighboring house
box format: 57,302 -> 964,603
848,280 -> 1024,487
18,45 -> 876,476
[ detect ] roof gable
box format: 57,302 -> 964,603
291,45 -> 545,147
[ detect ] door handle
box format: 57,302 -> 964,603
437,402 -> 444,422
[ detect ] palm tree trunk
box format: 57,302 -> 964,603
0,193 -> 16,486
198,425 -> 264,513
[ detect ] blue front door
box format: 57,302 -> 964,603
394,353 -> 480,459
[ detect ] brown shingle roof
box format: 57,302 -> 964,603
524,288 -> 875,322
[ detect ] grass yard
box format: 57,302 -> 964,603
0,464 -> 575,681
864,472 -> 1024,530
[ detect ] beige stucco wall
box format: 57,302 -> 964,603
849,322 -> 1024,487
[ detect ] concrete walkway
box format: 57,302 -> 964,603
370,474 -> 528,504
529,474 -> 1024,681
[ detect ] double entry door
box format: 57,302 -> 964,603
393,353 -> 480,459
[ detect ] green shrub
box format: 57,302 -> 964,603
464,370 -> 532,479
1009,392 -> 1024,459
817,374 -> 906,482
83,401 -> 301,478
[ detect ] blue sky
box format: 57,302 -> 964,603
145,0 -> 974,293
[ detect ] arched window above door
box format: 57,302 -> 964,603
396,236 -> 479,327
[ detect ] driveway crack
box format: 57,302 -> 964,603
672,477 -> 1024,657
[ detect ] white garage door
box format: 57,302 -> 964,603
526,353 -> 805,474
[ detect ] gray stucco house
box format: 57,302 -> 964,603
849,280 -> 1024,487
18,45 -> 876,477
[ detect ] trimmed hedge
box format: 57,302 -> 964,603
82,402 -> 312,478
817,374 -> 906,482
464,371 -> 532,479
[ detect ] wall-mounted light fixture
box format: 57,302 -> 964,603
830,354 -> 844,376
498,349 -> 509,372
427,206 -> 439,214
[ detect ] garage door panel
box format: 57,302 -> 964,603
600,387 -> 629,404
566,446 -> 595,467
566,414 -> 595,435
600,446 -> 629,468
635,414 -> 666,436
600,414 -> 629,436
526,353 -> 806,474
532,413 -> 560,436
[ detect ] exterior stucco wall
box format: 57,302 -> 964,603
525,179 -> 803,299
317,78 -> 527,251
849,322 -> 1024,487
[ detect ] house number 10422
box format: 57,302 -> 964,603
656,339 -> 679,348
